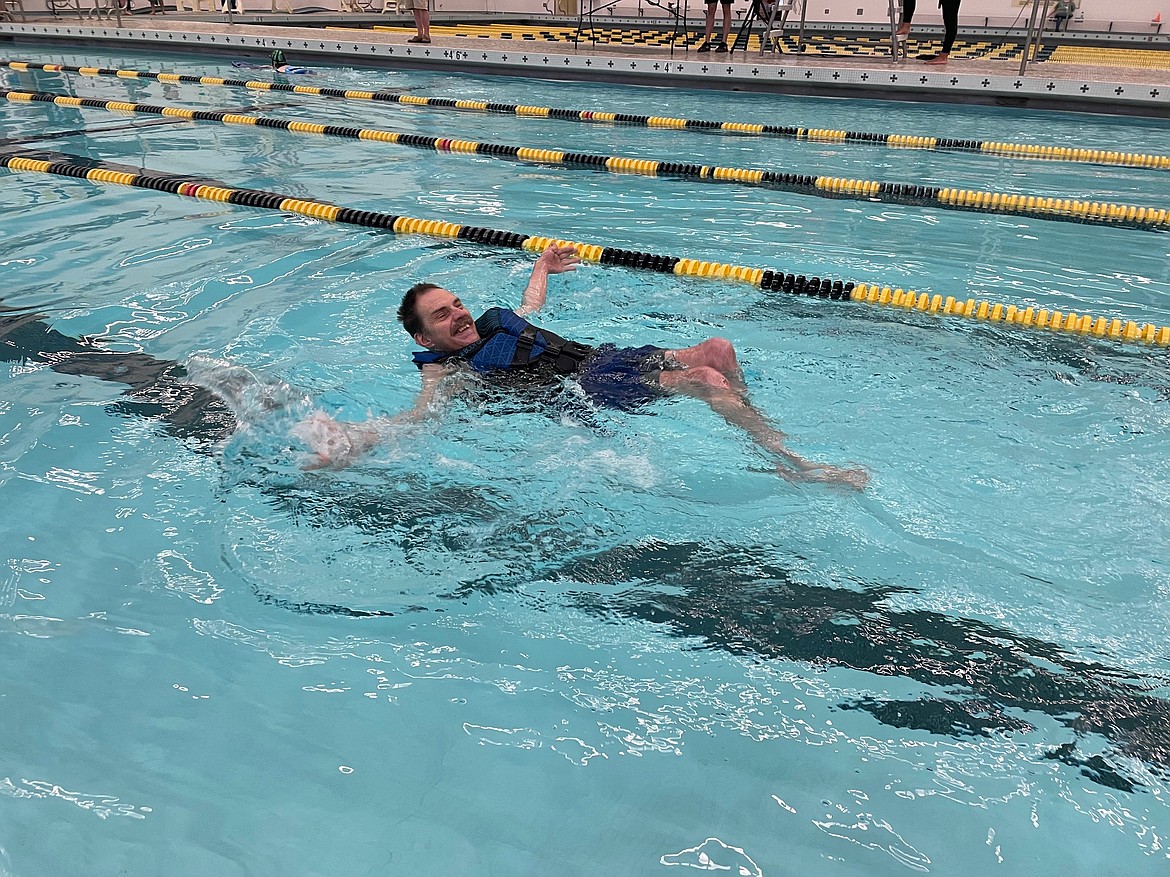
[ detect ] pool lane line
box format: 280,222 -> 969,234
5,88 -> 1170,234
0,96 -> 309,149
3,59 -> 1169,175
2,147 -> 1167,348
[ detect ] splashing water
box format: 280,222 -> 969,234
183,355 -> 320,479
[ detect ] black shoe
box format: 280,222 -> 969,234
714,41 -> 728,53
697,39 -> 714,52
917,52 -> 939,61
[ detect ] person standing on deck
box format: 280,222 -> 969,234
895,0 -> 962,66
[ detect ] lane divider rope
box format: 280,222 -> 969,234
5,87 -> 1169,232
3,59 -> 1169,174
2,148 -> 1166,348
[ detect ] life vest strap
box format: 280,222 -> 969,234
549,339 -> 594,373
513,325 -> 538,367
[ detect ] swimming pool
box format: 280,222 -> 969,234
3,43 -> 1170,876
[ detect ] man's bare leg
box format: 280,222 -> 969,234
702,3 -> 718,44
658,363 -> 869,489
412,7 -> 430,40
667,338 -> 746,393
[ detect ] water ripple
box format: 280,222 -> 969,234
660,838 -> 762,877
0,776 -> 149,821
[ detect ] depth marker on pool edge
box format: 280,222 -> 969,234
1,147 -> 1167,347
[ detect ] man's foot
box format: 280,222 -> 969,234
779,463 -> 870,490
714,41 -> 729,53
407,35 -> 430,43
894,22 -> 910,38
923,52 -> 948,65
697,39 -> 714,52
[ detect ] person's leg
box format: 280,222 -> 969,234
922,0 -> 957,64
939,0 -> 959,53
700,0 -> 717,48
409,0 -> 430,41
656,365 -> 868,488
666,337 -> 745,392
896,0 -> 915,35
719,0 -> 732,43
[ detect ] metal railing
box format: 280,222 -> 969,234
1019,0 -> 1053,75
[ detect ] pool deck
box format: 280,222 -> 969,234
2,12 -> 1170,118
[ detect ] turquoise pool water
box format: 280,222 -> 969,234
2,43 -> 1170,876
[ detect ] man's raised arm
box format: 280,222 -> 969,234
515,244 -> 581,316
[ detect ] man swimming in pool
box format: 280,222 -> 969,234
1,245 -> 863,486
300,244 -> 868,488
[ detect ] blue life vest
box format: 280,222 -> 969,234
412,308 -> 594,374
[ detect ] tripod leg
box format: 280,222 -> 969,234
731,1 -> 754,52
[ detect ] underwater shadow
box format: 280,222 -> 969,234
522,539 -> 1170,793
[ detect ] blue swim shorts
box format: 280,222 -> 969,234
576,344 -> 671,411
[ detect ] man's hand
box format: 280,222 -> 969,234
518,244 -> 582,315
292,411 -> 381,470
535,244 -> 581,275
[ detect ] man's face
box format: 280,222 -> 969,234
414,287 -> 479,352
